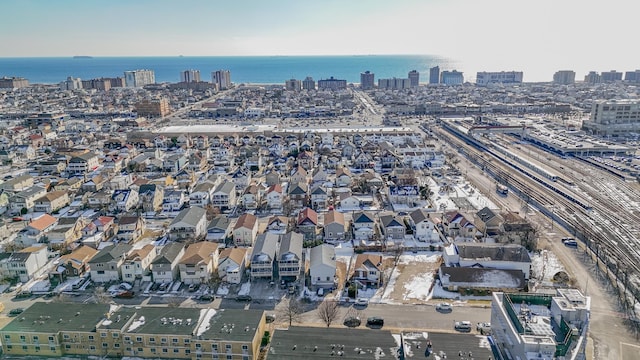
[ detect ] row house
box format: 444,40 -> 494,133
0,245 -> 49,283
206,215 -> 231,242
162,189 -> 187,212
211,180 -> 236,210
217,247 -> 247,284
33,190 -> 70,213
67,152 -> 99,175
151,242 -> 186,284
18,214 -> 58,247
138,184 -> 164,213
121,244 -> 155,282
10,185 -> 47,214
88,243 -> 133,283
232,213 -> 258,246
178,241 -> 219,285
111,188 -> 139,212
265,184 -> 284,210
168,206 -> 208,241
49,245 -> 98,282
277,232 -> 303,282
250,233 -> 279,280
189,181 -> 216,207
0,174 -> 34,193
117,216 -> 145,243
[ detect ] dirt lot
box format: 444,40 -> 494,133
379,254 -> 443,304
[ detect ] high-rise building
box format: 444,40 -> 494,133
180,69 -> 201,83
475,71 -> 523,86
624,70 -> 640,83
440,70 -> 464,85
429,66 -> 440,84
601,70 -> 623,82
317,76 -> 347,90
285,78 -> 302,91
124,69 -> 155,87
212,70 -> 231,90
408,70 -> 419,87
378,78 -> 411,90
360,71 -> 375,90
59,76 -> 83,90
302,76 -> 316,90
0,76 -> 29,89
81,78 -> 111,91
553,70 -> 576,85
583,99 -> 640,135
584,71 -> 602,84
490,290 -> 589,360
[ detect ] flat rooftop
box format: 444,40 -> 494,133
1,302 -> 109,333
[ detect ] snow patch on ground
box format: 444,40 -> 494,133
376,267 -> 401,303
403,271 -> 435,301
531,250 -> 565,281
397,253 -> 441,265
238,281 -> 251,296
216,285 -> 229,296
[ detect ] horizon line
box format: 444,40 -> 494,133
0,53 -> 449,59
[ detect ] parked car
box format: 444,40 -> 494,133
236,295 -> 252,302
366,317 -> 384,327
343,316 -> 361,327
354,298 -> 369,307
435,302 -> 452,312
198,294 -> 214,301
115,290 -> 135,299
477,322 -> 491,334
8,308 -> 24,317
454,321 -> 472,332
266,313 -> 277,323
188,284 -> 199,292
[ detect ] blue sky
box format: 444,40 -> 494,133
0,0 -> 637,77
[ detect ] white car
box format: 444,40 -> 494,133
354,298 -> 369,306
435,302 -> 452,311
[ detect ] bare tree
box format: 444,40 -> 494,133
167,296 -> 184,308
92,287 -> 112,304
280,296 -> 304,326
317,299 -> 340,327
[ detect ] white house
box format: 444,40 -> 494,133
88,244 -> 132,283
151,242 -> 186,284
309,244 -> 336,289
121,244 -> 156,282
409,209 -> 439,242
217,247 -> 247,284
169,206 -> 208,241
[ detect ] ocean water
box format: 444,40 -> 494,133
0,55 -> 461,85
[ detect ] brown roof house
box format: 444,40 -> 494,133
232,213 -> 258,246
217,247 -> 248,284
178,241 -> 219,285
49,245 -> 98,282
350,254 -> 383,288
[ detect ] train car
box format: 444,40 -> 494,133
496,183 -> 508,196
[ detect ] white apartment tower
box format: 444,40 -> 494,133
553,70 -> 576,85
360,71 -> 375,90
124,69 -> 155,87
285,78 -> 302,91
180,69 -> 201,83
302,76 -> 316,90
212,70 -> 231,90
408,70 -> 419,87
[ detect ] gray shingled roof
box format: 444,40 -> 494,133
278,232 -> 303,261
456,243 -> 531,262
170,206 -> 207,227
252,233 -> 279,262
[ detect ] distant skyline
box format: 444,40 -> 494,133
0,0 -> 638,82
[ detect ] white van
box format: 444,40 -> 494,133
454,321 -> 472,332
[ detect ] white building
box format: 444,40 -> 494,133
212,70 -> 231,90
309,244 -> 336,288
476,71 -> 523,86
59,76 -> 83,90
491,290 -> 590,360
180,69 -> 201,83
583,99 -> 640,135
124,69 -> 155,87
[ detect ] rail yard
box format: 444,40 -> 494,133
436,117 -> 640,329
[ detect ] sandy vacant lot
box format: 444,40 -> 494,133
377,253 -> 443,304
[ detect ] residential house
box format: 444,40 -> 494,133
162,153 -> 188,173
88,243 -> 132,283
310,184 -> 328,210
67,152 -> 99,175
297,150 -> 315,170
10,186 -> 47,214
138,184 -> 164,213
151,242 -> 186,284
121,244 -> 155,282
0,174 -> 34,192
290,166 -> 308,184
379,214 -> 406,242
18,214 -> 58,247
311,165 -> 328,184
265,184 -> 284,210
111,188 -> 139,212
351,253 -> 383,287
287,182 -> 308,210
162,189 -> 187,212
443,210 -> 479,240
323,210 -> 346,243
408,209 -> 438,242
438,266 -> 526,292
265,215 -> 290,234
206,215 -> 231,242
33,190 -> 70,213
296,207 -> 319,241
498,212 -> 536,248
335,166 -> 353,187
211,180 -> 236,210
474,207 -> 504,236
217,247 -> 247,284
81,174 -> 108,193
265,169 -> 281,186
189,181 -> 216,207
240,184 -> 260,210
179,241 -> 219,285
233,213 -> 258,246
168,206 -> 208,241
47,218 -> 83,248
250,233 -> 279,280
278,232 -> 303,281
0,245 -> 49,283
443,243 -> 532,280
352,211 -> 377,241
338,192 -> 361,211
117,216 -> 145,243
93,216 -> 116,240
49,245 -> 98,282
309,244 -> 336,289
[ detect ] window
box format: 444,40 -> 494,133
20,335 -> 26,341
138,348 -> 143,352
6,345 -> 12,350
65,345 -> 71,350
136,337 -> 142,343
212,344 -> 218,352
195,343 -> 202,349
184,338 -> 190,344
150,348 -> 156,353
172,338 -> 178,343
161,337 -> 167,343
88,335 -> 95,341
114,343 -> 120,348
101,332 -> 107,338
48,336 -> 54,342
50,346 -> 55,352
174,348 -> 180,353
227,355 -> 232,360
124,336 -> 130,342
226,344 -> 232,352
185,349 -> 191,354
102,343 -> 108,348
33,335 -> 39,341
162,348 -> 168,353
35,346 -> 41,352
4,335 -> 10,341
149,337 -> 155,343
90,346 -> 96,351
22,345 -> 28,350
112,333 -> 119,338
